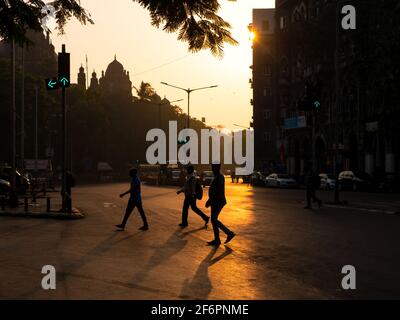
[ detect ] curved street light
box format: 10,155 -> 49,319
161,82 -> 218,129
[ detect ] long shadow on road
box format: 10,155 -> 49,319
179,246 -> 233,300
130,228 -> 188,286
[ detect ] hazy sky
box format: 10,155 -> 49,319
51,0 -> 275,130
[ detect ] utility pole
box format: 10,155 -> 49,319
20,43 -> 25,170
333,1 -> 341,203
34,87 -> 38,173
10,38 -> 18,207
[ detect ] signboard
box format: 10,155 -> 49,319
97,162 -> 113,171
24,159 -> 52,171
283,116 -> 307,130
366,121 -> 378,132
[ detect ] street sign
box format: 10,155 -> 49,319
45,78 -> 59,90
283,116 -> 307,130
58,51 -> 70,88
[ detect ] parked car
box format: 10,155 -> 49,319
250,171 -> 266,187
319,173 -> 336,190
201,171 -> 214,187
265,173 -> 297,188
338,171 -> 375,191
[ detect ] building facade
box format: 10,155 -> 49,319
251,9 -> 279,173
252,0 -> 400,179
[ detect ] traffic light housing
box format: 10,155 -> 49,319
298,81 -> 322,110
58,51 -> 70,88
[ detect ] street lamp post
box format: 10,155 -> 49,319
161,82 -> 218,129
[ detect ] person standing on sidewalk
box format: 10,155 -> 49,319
304,167 -> 322,209
116,168 -> 149,231
177,165 -> 209,228
205,163 -> 235,246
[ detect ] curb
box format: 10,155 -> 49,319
0,209 -> 84,220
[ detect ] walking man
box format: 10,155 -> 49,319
205,163 -> 236,246
116,168 -> 149,231
304,167 -> 322,209
177,165 -> 209,228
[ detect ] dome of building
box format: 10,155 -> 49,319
105,55 -> 124,76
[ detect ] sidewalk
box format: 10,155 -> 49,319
0,196 -> 84,219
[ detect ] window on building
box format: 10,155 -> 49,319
263,64 -> 272,76
264,132 -> 272,142
280,16 -> 286,29
262,20 -> 270,31
264,109 -> 272,120
263,87 -> 272,97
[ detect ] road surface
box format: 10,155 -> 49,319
1,181 -> 400,299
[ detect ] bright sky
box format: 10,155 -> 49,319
51,0 -> 275,130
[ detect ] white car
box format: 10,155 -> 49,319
265,173 -> 297,188
319,173 -> 336,190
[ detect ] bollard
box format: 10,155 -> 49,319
24,197 -> 28,212
43,183 -> 47,197
46,197 -> 51,213
1,197 -> 5,211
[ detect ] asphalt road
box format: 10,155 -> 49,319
1,181 -> 400,299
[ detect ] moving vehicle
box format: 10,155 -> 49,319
265,173 -> 297,188
319,173 -> 336,190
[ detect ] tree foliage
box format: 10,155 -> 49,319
134,0 -> 238,56
0,0 -> 93,43
0,0 -> 237,56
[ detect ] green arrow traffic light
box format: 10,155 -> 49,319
45,78 -> 59,90
314,101 -> 321,109
59,77 -> 69,87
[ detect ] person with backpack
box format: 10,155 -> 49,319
177,165 -> 209,228
116,168 -> 149,231
205,163 -> 236,246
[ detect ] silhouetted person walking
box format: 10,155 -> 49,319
304,168 -> 322,209
177,165 -> 209,228
205,163 -> 235,246
116,168 -> 149,231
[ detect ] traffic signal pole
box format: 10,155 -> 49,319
61,85 -> 66,211
333,2 -> 341,204
59,44 -> 69,212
